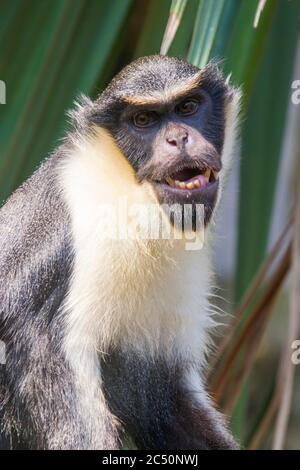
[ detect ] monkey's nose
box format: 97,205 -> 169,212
166,130 -> 188,148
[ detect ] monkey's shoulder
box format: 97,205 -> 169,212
0,154 -> 73,323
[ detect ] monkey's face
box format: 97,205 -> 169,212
92,56 -> 234,228
124,91 -> 224,228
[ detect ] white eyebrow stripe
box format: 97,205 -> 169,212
123,72 -> 203,106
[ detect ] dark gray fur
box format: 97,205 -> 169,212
101,350 -> 237,450
0,154 -> 80,448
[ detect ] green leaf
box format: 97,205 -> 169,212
133,0 -> 172,58
0,0 -> 133,201
188,0 -> 226,67
235,0 -> 300,301
160,0 -> 188,55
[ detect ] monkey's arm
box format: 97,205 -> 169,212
145,383 -> 238,450
101,352 -> 238,450
174,381 -> 239,450
0,156 -> 119,449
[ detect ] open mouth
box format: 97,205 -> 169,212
164,167 -> 218,190
150,165 -> 220,227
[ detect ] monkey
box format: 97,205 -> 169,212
0,55 -> 240,450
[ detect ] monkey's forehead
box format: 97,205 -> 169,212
101,55 -> 225,101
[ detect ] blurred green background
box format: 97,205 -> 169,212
0,0 -> 299,449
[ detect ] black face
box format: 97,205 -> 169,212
91,56 -> 229,228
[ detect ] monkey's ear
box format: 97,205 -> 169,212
223,71 -> 242,105
202,60 -> 242,105
67,93 -> 94,132
199,59 -> 225,83
226,85 -> 242,108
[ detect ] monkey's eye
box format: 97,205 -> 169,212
133,111 -> 158,128
175,99 -> 199,116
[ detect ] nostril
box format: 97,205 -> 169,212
166,137 -> 178,147
166,133 -> 188,147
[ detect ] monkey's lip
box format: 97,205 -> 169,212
153,178 -> 219,198
151,166 -> 219,194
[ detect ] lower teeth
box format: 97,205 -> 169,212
164,170 -> 217,189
